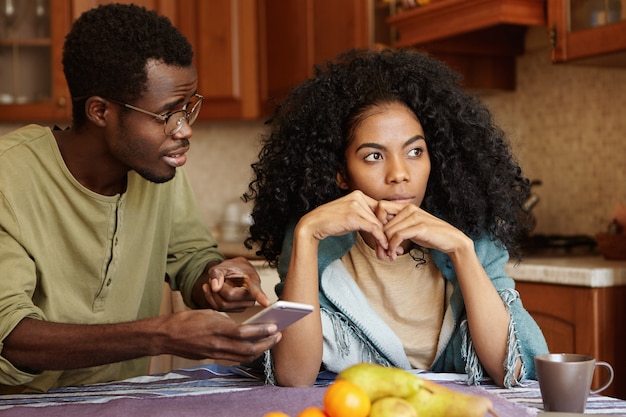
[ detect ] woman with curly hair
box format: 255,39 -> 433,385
244,48 -> 548,388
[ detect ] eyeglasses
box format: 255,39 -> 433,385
107,94 -> 203,136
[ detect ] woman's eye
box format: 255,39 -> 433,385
364,152 -> 383,162
408,148 -> 423,157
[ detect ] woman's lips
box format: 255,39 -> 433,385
385,194 -> 415,204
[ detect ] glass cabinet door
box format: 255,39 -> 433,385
550,0 -> 626,64
0,0 -> 51,106
0,0 -> 71,121
570,0 -> 624,31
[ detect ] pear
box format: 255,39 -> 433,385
370,397 -> 418,417
406,377 -> 498,417
337,363 -> 423,402
338,363 -> 498,417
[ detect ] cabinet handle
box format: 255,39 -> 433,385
57,96 -> 67,108
549,27 -> 557,49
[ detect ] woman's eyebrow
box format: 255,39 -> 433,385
355,142 -> 385,151
404,135 -> 426,146
355,134 -> 426,152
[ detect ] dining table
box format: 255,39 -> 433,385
1,364 -> 625,417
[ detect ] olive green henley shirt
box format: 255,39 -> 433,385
0,125 -> 223,392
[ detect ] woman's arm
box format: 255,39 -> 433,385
271,222 -> 324,386
379,202 -> 520,386
272,191 -> 389,386
448,241 -> 520,386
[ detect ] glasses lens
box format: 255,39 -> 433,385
188,97 -> 202,125
163,96 -> 203,135
164,111 -> 186,136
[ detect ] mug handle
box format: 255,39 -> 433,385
590,361 -> 614,394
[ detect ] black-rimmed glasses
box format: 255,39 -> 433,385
106,94 -> 203,136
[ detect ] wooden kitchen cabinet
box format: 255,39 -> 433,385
0,0 -> 179,122
549,0 -> 626,65
174,0 -> 264,120
1,0 -> 376,122
0,0 -> 72,121
179,0 -> 372,119
260,0 -> 370,111
516,281 -> 626,399
70,0 -> 261,120
180,0 -> 372,119
387,0 -> 546,90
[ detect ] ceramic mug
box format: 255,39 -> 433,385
535,353 -> 614,413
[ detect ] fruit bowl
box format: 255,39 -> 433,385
595,233 -> 626,260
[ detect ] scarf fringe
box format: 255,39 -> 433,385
325,309 -> 393,366
461,288 -> 526,388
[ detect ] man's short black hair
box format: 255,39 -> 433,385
63,3 -> 194,126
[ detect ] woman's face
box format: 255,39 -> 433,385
336,101 -> 431,207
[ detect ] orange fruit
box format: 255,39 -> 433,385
323,380 -> 371,417
263,412 -> 291,417
296,406 -> 327,417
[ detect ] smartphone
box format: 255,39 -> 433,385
242,300 -> 314,331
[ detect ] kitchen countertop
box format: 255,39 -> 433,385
216,240 -> 263,260
506,255 -> 626,287
217,240 -> 626,288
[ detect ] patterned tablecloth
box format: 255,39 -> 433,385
1,365 -> 625,417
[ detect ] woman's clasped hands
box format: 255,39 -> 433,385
300,190 -> 467,261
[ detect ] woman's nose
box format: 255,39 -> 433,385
386,158 -> 409,183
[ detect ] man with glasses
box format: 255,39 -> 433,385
0,4 -> 280,392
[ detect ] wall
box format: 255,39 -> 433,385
1,27 -> 624,238
480,26 -> 626,237
182,120 -> 266,233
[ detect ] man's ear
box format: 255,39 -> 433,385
335,171 -> 350,190
84,96 -> 110,128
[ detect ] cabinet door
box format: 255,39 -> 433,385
516,282 -> 626,399
261,0 -> 370,111
71,0 -> 171,18
549,0 -> 626,64
516,282 -> 593,354
0,0 -> 72,121
177,0 -> 262,120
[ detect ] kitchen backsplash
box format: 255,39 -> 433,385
1,27 -> 624,238
480,26 -> 625,237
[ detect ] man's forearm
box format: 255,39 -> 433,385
2,317 -> 164,372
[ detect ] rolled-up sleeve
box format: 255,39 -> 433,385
164,172 -> 224,308
0,193 -> 45,385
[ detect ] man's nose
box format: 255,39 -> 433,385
172,119 -> 193,140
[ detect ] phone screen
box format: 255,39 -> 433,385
243,301 -> 314,331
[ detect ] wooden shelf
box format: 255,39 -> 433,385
387,0 -> 547,91
0,38 -> 51,47
389,0 -> 546,47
